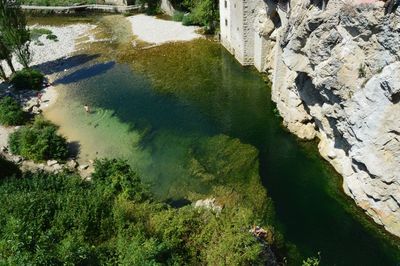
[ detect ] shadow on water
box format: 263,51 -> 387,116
33,54 -> 100,76
62,63 -> 217,136
54,61 -> 115,85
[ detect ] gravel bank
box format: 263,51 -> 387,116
0,23 -> 94,150
128,14 -> 202,45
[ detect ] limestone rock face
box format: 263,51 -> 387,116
265,0 -> 400,236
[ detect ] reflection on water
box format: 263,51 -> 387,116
43,16 -> 400,266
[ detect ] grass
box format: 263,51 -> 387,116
30,28 -> 58,42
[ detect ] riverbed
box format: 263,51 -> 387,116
33,15 -> 400,265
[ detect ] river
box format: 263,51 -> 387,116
34,15 -> 400,265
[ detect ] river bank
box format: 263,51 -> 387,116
0,23 -> 95,173
128,14 -> 202,45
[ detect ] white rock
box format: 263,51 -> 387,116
66,159 -> 78,169
79,164 -> 89,171
47,160 -> 58,167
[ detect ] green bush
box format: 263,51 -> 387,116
173,11 -> 185,21
182,14 -> 196,25
8,117 -> 68,162
0,159 -> 277,265
139,0 -> 161,15
92,158 -> 151,202
46,34 -> 58,41
0,97 -> 26,126
30,28 -> 53,41
10,68 -> 44,91
176,0 -> 219,32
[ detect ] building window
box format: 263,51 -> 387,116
224,0 -> 227,8
225,19 -> 228,26
234,4 -> 236,8
237,27 -> 239,31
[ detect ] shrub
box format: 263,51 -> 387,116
0,97 -> 27,126
302,254 -> 321,266
182,14 -> 196,26
10,68 -> 44,91
173,11 -> 185,21
177,0 -> 219,32
8,117 -> 68,162
30,28 -> 53,41
46,34 -> 58,42
0,159 -> 280,265
139,0 -> 161,15
92,158 -> 150,202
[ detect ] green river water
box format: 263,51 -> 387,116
34,15 -> 400,265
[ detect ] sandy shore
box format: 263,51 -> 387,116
0,23 -> 94,149
128,14 -> 202,45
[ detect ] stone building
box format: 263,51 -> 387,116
219,0 -> 288,71
219,0 -> 265,68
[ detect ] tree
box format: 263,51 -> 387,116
0,61 -> 6,81
0,36 -> 14,80
0,35 -> 15,74
0,0 -> 31,69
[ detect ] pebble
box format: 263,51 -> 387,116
79,164 -> 89,170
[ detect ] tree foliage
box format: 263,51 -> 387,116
0,158 -> 277,265
172,0 -> 219,33
0,0 -> 31,69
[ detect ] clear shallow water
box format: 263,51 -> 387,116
41,16 -> 400,265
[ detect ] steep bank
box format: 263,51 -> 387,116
226,0 -> 400,236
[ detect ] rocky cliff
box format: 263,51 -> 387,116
255,0 -> 400,236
